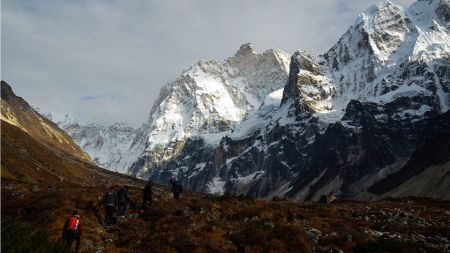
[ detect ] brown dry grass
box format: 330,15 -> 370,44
2,120 -> 450,253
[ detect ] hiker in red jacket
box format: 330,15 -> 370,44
63,210 -> 83,252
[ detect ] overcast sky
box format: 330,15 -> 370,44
2,0 -> 415,128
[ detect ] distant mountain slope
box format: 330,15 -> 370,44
0,81 -> 146,187
1,81 -> 92,163
58,117 -> 147,174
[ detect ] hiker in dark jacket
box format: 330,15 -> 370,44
63,210 -> 83,253
103,187 -> 118,225
169,176 -> 183,199
117,186 -> 130,217
142,181 -> 153,209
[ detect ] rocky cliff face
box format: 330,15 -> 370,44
130,0 -> 450,200
58,117 -> 147,174
1,81 -> 93,163
368,110 -> 450,199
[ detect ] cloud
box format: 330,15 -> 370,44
1,0 -> 415,127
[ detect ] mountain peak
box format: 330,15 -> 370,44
281,50 -> 320,104
372,0 -> 397,10
357,0 -> 403,25
234,43 -> 256,58
129,44 -> 290,178
1,80 -> 14,98
60,114 -> 75,124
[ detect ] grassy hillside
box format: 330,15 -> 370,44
2,181 -> 450,252
2,120 -> 450,252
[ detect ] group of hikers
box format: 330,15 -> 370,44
62,176 -> 183,252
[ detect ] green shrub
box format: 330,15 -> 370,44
1,217 -> 70,253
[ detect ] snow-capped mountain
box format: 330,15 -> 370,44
58,116 -> 147,174
129,44 -> 290,177
318,0 -> 450,118
130,0 -> 449,200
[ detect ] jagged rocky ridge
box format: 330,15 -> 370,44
58,116 -> 147,174
131,0 -> 450,200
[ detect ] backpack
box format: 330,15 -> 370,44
105,191 -> 116,206
118,188 -> 127,204
173,181 -> 182,193
143,184 -> 152,199
67,216 -> 80,231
